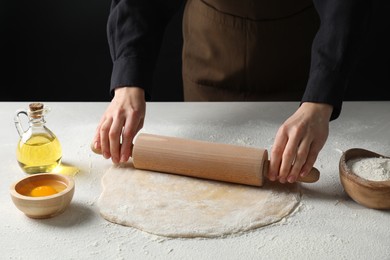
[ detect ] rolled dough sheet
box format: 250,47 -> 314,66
98,162 -> 301,238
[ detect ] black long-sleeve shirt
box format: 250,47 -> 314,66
107,0 -> 371,120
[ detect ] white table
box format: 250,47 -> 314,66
1,101 -> 389,260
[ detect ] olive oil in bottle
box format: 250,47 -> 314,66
14,103 -> 62,174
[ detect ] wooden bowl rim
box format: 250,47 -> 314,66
10,173 -> 75,201
339,148 -> 390,189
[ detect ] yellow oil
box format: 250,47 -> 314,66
16,134 -> 62,174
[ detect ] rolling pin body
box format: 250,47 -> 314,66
132,133 -> 267,186
132,133 -> 319,186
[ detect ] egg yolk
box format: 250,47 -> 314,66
30,185 -> 58,197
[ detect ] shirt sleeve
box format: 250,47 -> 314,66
301,0 -> 372,120
107,0 -> 182,100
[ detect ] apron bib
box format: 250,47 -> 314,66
182,0 -> 319,101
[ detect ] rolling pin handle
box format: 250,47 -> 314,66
263,160 -> 320,183
299,167 -> 320,183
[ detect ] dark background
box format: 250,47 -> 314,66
1,1 -> 389,102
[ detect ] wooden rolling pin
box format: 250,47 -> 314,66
92,133 -> 320,186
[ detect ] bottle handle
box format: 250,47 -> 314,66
14,109 -> 28,138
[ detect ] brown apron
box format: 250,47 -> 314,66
182,0 -> 320,101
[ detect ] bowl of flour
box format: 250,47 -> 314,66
339,148 -> 390,209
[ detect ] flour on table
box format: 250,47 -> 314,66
347,157 -> 390,181
97,162 -> 301,238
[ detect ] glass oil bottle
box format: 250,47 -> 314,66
14,103 -> 62,174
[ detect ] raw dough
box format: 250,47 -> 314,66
98,162 -> 301,238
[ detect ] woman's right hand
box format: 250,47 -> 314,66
92,86 -> 146,164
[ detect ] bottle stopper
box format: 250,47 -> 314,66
28,103 -> 45,118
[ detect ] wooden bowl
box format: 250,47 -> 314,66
339,148 -> 390,209
10,173 -> 75,218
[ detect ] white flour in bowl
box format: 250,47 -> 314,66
347,157 -> 390,181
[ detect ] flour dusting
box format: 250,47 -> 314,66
347,157 -> 390,181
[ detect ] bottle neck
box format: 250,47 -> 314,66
29,116 -> 46,126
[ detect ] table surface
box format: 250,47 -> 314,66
1,101 -> 389,260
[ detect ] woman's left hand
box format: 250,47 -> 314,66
268,102 -> 333,183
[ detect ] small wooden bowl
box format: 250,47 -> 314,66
10,173 -> 75,218
339,148 -> 390,209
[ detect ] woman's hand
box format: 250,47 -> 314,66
268,102 -> 333,183
92,87 -> 146,164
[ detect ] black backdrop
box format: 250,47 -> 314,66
1,1 -> 389,102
